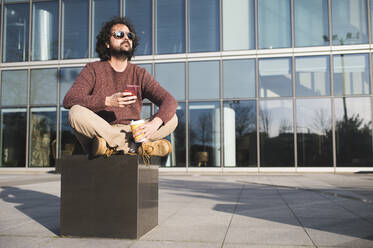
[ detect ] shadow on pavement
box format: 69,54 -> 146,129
160,177 -> 373,242
0,186 -> 60,235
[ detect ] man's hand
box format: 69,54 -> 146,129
133,117 -> 163,140
105,92 -> 137,107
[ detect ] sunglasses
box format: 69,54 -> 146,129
111,31 -> 135,40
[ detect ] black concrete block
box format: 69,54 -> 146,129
59,155 -> 159,239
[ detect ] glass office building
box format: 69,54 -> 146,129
1,0 -> 373,171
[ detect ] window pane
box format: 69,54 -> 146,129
189,0 -> 219,52
189,61 -> 219,100
335,97 -> 373,166
60,67 -> 83,104
141,103 -> 152,119
296,99 -> 333,166
1,70 -> 27,106
332,0 -> 368,45
223,59 -> 256,98
1,109 -> 26,167
137,63 -> 152,74
224,101 -> 257,167
333,54 -> 370,96
60,108 -> 84,157
294,0 -> 329,47
258,0 -> 291,49
92,0 -> 120,57
189,102 -> 220,167
30,107 -> 57,167
160,103 -> 186,167
259,99 -> 294,167
3,3 -> 29,62
62,0 -> 89,59
124,0 -> 152,55
31,68 -> 58,105
295,56 -> 330,96
259,58 -> 292,97
156,0 -> 185,54
223,0 -> 255,50
31,1 -> 58,61
155,62 -> 185,100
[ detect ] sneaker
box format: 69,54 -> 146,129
138,139 -> 172,158
91,136 -> 117,157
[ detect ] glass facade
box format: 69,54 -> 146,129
0,0 -> 373,170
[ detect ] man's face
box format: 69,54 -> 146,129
108,24 -> 134,59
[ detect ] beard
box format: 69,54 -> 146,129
109,42 -> 134,60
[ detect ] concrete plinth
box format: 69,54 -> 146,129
58,155 -> 158,239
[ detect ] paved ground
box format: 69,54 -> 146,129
0,172 -> 372,248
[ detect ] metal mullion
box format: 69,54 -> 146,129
28,0 -> 32,62
292,55 -> 297,168
25,69 -> 31,168
58,0 -> 62,60
120,0 -> 123,16
369,52 -> 373,158
256,57 -> 260,169
367,0 -> 372,45
330,53 -> 337,172
185,0 -> 188,54
219,0 -> 222,52
88,0 -> 92,58
0,0 -> 4,62
152,0 -> 155,55
219,58 -> 223,168
254,0 -> 258,50
290,0 -> 294,48
185,61 -> 189,169
55,68 -> 61,160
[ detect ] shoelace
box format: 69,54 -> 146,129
141,144 -> 154,166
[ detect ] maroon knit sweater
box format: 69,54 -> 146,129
63,61 -> 177,125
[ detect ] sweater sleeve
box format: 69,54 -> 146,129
62,63 -> 107,111
140,68 -> 177,124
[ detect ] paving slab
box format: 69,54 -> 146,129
0,173 -> 373,247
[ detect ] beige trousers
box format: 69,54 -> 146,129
68,105 -> 178,154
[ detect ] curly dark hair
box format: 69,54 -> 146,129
96,16 -> 139,61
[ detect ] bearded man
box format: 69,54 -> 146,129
63,17 -> 178,159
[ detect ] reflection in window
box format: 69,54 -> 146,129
31,68 -> 58,105
1,70 -> 28,106
258,0 -> 291,49
189,61 -> 219,100
259,58 -> 292,97
156,0 -> 185,54
60,108 -> 84,158
62,0 -> 89,59
1,109 -> 26,167
155,62 -> 185,100
259,99 -> 294,166
335,97 -> 373,166
160,103 -> 186,167
222,0 -> 255,51
189,0 -> 219,52
295,56 -> 330,96
224,101 -> 257,167
124,0 -> 152,55
223,59 -> 256,98
92,0 -> 120,57
141,103 -> 152,119
32,1 -> 58,61
294,0 -> 329,47
296,99 -> 333,166
332,0 -> 368,45
60,67 -> 83,104
30,108 -> 57,167
333,54 -> 370,96
3,3 -> 29,62
189,102 -> 220,167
